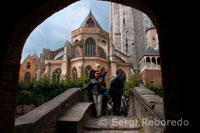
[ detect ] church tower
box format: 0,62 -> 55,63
110,3 -> 147,72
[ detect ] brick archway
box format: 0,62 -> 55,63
0,0 -> 189,132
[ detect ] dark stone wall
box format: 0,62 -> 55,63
0,0 -> 191,133
15,88 -> 85,133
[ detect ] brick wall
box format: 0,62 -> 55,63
19,54 -> 39,82
140,70 -> 162,85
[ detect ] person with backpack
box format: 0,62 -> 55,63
109,70 -> 125,115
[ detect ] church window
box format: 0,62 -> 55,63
101,40 -> 106,44
85,66 -> 92,78
72,67 -> 78,80
85,38 -> 96,56
99,47 -> 106,59
27,62 -> 31,69
101,67 -> 105,73
74,40 -> 79,44
24,72 -> 31,82
87,18 -> 94,27
52,68 -> 61,83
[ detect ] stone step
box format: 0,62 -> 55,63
57,102 -> 93,133
58,102 -> 92,122
84,116 -> 143,131
84,130 -> 143,133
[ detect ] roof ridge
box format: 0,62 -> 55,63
79,10 -> 102,29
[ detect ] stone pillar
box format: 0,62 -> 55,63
36,61 -> 45,81
110,62 -> 117,80
47,62 -> 50,79
36,68 -> 41,81
61,60 -> 68,80
61,46 -> 68,80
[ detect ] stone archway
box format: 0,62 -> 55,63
0,0 -> 190,133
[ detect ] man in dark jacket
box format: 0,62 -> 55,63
109,70 -> 125,115
100,69 -> 108,115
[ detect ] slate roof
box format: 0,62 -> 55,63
147,21 -> 155,29
144,46 -> 159,56
79,10 -> 102,29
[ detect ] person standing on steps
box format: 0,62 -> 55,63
100,69 -> 108,115
80,70 -> 106,118
109,70 -> 125,115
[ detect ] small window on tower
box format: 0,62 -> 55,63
87,18 -> 94,27
27,62 -> 31,69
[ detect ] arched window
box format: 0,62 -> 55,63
152,57 -> 156,65
101,67 -> 105,73
85,66 -> 92,77
101,40 -> 106,44
146,57 -> 151,64
27,62 -> 31,69
74,39 -> 79,44
72,67 -> 78,80
85,38 -> 96,56
157,57 -> 160,65
52,68 -> 61,83
99,47 -> 106,59
24,72 -> 31,82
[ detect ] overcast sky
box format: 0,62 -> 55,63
21,0 -> 110,63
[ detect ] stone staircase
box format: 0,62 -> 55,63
56,101 -> 144,133
57,102 -> 93,133
83,116 -> 144,133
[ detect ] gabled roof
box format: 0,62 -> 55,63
147,21 -> 155,29
144,46 -> 159,56
79,10 -> 102,29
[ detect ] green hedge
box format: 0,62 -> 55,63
145,80 -> 163,97
123,75 -> 141,96
123,75 -> 163,97
17,76 -> 87,107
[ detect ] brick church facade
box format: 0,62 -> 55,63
19,10 -> 134,87
19,53 -> 39,82
19,6 -> 162,86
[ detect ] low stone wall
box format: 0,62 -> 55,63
15,88 -> 87,133
128,87 -> 165,133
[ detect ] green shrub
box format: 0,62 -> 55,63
123,75 -> 141,96
17,76 -> 85,107
145,79 -> 163,97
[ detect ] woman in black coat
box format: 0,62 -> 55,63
81,70 -> 106,118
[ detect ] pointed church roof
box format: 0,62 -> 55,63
144,46 -> 159,56
146,21 -> 155,30
79,10 -> 102,29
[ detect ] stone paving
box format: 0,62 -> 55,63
84,116 -> 144,133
